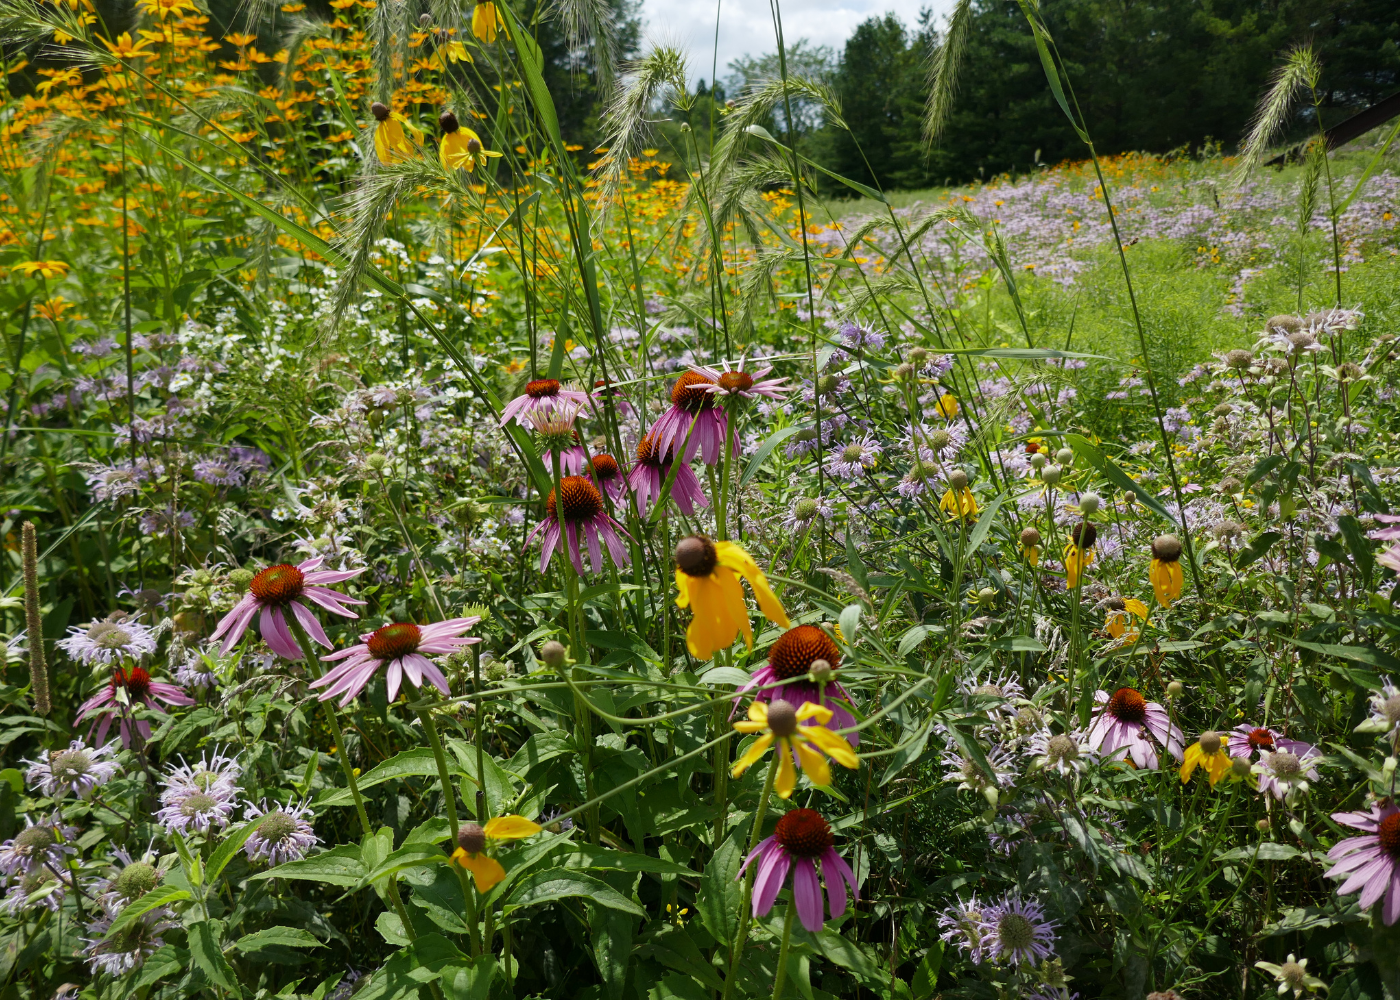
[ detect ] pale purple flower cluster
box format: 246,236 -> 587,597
25,741 -> 121,799
939,892 -> 1057,967
826,434 -> 882,479
0,815 -> 77,878
243,800 -> 319,865
156,750 -> 242,836
58,615 -> 158,667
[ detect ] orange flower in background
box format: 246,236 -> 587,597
101,32 -> 154,58
137,0 -> 197,18
35,297 -> 75,322
13,260 -> 69,279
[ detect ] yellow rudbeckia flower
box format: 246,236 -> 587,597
1149,534 -> 1184,607
731,700 -> 858,799
370,101 -> 423,165
449,815 -> 542,892
1063,522 -> 1096,588
1104,596 -> 1149,639
674,534 -> 789,661
13,260 -> 69,279
438,110 -> 503,172
1019,527 -> 1042,566
1179,731 -> 1235,786
471,0 -> 504,43
935,393 -> 959,419
939,470 -> 978,520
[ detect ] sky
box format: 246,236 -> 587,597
636,0 -> 956,86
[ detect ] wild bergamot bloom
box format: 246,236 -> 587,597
1179,730 -> 1234,786
370,101 -> 422,165
730,700 -> 858,799
673,535 -> 788,660
1149,534 -> 1185,607
939,469 -> 979,519
1063,522 -> 1096,588
450,816 -> 542,892
438,111 -> 502,172
471,0 -> 504,42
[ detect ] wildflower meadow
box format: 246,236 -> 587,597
2,0 -> 1400,998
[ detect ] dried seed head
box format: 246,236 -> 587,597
371,102 -> 390,122
929,429 -> 951,451
1071,522 -> 1097,548
1225,349 -> 1254,370
1212,403 -> 1233,417
1197,731 -> 1222,755
438,110 -> 460,133
1019,527 -> 1041,548
1266,314 -> 1303,335
906,346 -> 929,364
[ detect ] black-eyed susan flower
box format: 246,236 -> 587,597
471,0 -> 504,42
1103,596 -> 1148,639
370,102 -> 422,165
935,392 -> 959,419
731,700 -> 857,798
1063,522 -> 1096,588
438,111 -> 502,172
1150,534 -> 1184,607
939,469 -> 979,520
1019,527 -> 1042,566
450,815 -> 542,892
1180,730 -> 1234,786
674,535 -> 788,660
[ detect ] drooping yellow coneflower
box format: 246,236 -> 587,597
939,469 -> 979,520
1103,596 -> 1148,639
438,110 -> 502,172
1149,533 -> 1184,607
674,535 -> 789,660
1179,731 -> 1237,787
1019,527 -> 1042,567
731,700 -> 858,799
450,815 -> 542,891
935,392 -> 959,419
471,0 -> 504,42
1063,522 -> 1096,588
370,102 -> 422,165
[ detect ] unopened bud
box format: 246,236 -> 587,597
907,346 -> 928,365
365,452 -> 388,471
1054,447 -> 1074,466
1029,451 -> 1047,470
894,362 -> 915,382
540,640 -> 567,668
1040,464 -> 1062,487
1078,493 -> 1100,515
808,659 -> 834,684
1123,490 -> 1136,505
1166,680 -> 1184,698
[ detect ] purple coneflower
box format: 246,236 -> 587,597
735,625 -> 858,744
210,556 -> 365,661
1327,802 -> 1400,924
312,617 -> 481,706
983,893 -> 1057,966
25,740 -> 120,799
651,371 -> 735,466
528,475 -> 631,575
627,432 -> 708,517
1227,724 -> 1312,760
737,807 -> 859,933
75,667 -> 195,747
499,377 -> 592,427
58,615 -> 158,667
825,435 -> 881,479
0,815 -> 76,879
690,360 -> 789,403
587,453 -> 627,502
1086,687 -> 1183,769
530,404 -> 588,475
243,800 -> 319,865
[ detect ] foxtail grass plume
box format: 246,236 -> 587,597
22,523 -> 49,716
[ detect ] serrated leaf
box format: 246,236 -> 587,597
897,626 -> 930,658
503,869 -> 645,916
189,920 -> 240,995
233,927 -> 325,952
250,845 -> 366,886
206,818 -> 260,883
358,844 -> 447,887
108,884 -> 191,935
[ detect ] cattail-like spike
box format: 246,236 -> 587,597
22,522 -> 50,716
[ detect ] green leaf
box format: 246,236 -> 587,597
813,929 -> 883,985
739,425 -> 805,489
358,844 -> 447,887
911,942 -> 943,998
108,885 -> 191,935
566,845 -> 696,876
318,748 -> 454,806
443,956 -> 499,1000
1280,636 -> 1397,689
250,845 -> 366,886
504,869 -> 645,917
986,635 -> 1046,652
1217,842 -> 1300,862
1018,6 -> 1090,142
0,768 -> 22,794
233,927 -> 326,952
1236,531 -> 1282,570
881,718 -> 932,786
839,603 -> 862,646
897,626 -> 930,658
964,491 -> 1006,553
698,666 -> 752,687
206,818 -> 260,883
352,935 -> 468,1000
938,346 -> 1115,362
1063,434 -> 1178,525
188,920 -> 240,995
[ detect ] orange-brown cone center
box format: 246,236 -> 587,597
250,564 -> 305,604
367,623 -> 422,660
1106,687 -> 1147,724
769,625 -> 841,681
547,476 -> 604,522
774,808 -> 833,858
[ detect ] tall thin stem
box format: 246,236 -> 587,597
722,755 -> 779,1000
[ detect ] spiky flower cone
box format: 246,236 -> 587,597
22,522 -> 50,716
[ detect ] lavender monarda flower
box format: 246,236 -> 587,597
243,800 -> 318,865
627,432 -> 707,517
58,616 -> 157,667
1327,802 -> 1400,924
983,893 -> 1058,966
210,556 -> 365,661
156,751 -> 242,836
25,740 -> 120,799
1086,687 -> 1182,769
312,617 -> 481,706
75,668 -> 195,747
0,815 -> 76,878
82,904 -> 175,976
737,807 -> 859,933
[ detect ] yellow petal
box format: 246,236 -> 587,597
774,741 -> 797,799
1179,744 -> 1201,783
796,702 -> 832,724
715,567 -> 753,649
731,732 -> 774,777
747,701 -> 769,724
455,850 -> 507,892
733,720 -> 767,734
794,739 -> 831,788
803,724 -> 858,769
674,568 -> 692,610
1126,598 -> 1150,619
718,541 -> 790,628
484,815 -> 542,840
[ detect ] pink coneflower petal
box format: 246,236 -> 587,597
416,658 -> 452,697
823,848 -> 848,917
385,660 -> 403,703
212,595 -> 260,652
301,587 -> 366,615
792,858 -> 824,932
261,606 -> 302,660
751,840 -> 790,915
1387,868 -> 1400,926
291,601 -> 333,649
1359,856 -> 1397,908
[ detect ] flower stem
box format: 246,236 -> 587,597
771,902 -> 796,1000
416,706 -> 483,955
722,754 -> 779,1000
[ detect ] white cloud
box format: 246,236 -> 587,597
636,0 -> 955,85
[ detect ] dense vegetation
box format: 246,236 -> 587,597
1,0 -> 1400,999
